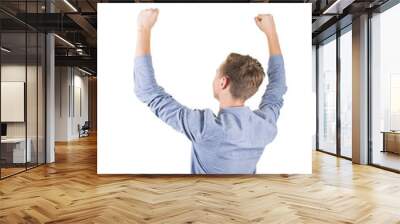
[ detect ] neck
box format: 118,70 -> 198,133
219,96 -> 245,109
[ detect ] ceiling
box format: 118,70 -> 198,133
0,0 -> 394,74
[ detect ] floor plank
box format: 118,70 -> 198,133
1,134 -> 400,223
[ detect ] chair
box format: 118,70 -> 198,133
79,121 -> 90,138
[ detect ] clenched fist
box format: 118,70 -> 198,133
254,14 -> 276,35
137,8 -> 159,31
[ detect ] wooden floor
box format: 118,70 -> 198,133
0,167 -> 26,178
1,134 -> 400,224
1,163 -> 45,178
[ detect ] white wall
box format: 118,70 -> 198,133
1,65 -> 40,138
55,67 -> 89,141
71,72 -> 89,138
1,66 -> 26,127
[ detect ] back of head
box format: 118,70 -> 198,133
221,53 -> 265,100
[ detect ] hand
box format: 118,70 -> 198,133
254,14 -> 276,35
137,8 -> 159,31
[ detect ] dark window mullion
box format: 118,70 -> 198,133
36,0 -> 39,167
0,24 -> 2,179
316,45 -> 319,150
44,0 -> 48,165
336,29 -> 341,157
25,0 -> 28,171
367,11 -> 373,165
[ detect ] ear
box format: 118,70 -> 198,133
220,76 -> 230,90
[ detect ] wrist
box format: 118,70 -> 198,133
137,26 -> 152,33
264,29 -> 277,38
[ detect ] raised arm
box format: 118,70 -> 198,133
254,14 -> 287,122
134,9 -> 210,142
135,8 -> 157,57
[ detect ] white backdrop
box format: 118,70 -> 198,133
98,3 -> 312,174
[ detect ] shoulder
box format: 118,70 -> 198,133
184,108 -> 218,130
189,108 -> 222,140
253,109 -> 276,124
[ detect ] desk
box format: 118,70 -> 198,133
1,138 -> 31,163
381,131 -> 400,154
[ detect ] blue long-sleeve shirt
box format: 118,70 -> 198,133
134,54 -> 287,174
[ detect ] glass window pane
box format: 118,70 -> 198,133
0,1 -> 46,179
27,31 -> 38,169
371,4 -> 400,171
38,32 -> 45,165
1,32 -> 27,177
318,38 -> 337,154
340,29 -> 352,158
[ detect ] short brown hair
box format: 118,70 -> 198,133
221,53 -> 265,100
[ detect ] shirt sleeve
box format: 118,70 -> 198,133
134,54 -> 209,142
256,55 -> 287,123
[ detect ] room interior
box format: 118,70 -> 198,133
0,31 -> 46,177
0,0 -> 399,223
